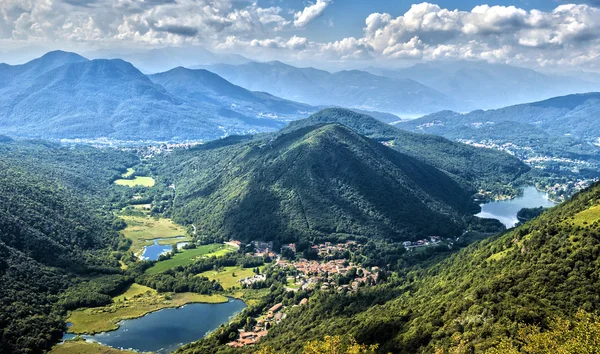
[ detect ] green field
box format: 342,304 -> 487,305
67,283 -> 227,334
50,340 -> 138,354
114,176 -> 155,187
199,266 -> 263,290
119,214 -> 188,256
145,244 -> 237,274
572,205 -> 600,226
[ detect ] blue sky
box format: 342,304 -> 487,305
256,0 -> 569,41
0,0 -> 599,71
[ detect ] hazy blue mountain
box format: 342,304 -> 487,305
0,50 -> 88,88
368,60 -> 600,110
0,52 -> 325,141
199,61 -> 459,116
399,93 -> 600,141
90,46 -> 252,74
149,67 -> 315,120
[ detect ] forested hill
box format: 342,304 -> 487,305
255,181 -> 600,353
398,92 -> 600,142
156,123 -> 477,245
0,140 -> 133,353
282,108 -> 529,197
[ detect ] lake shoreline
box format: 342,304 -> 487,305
67,286 -> 231,335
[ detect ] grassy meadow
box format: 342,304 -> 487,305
50,340 -> 139,354
114,176 -> 155,187
114,168 -> 155,187
145,244 -> 237,274
198,266 -> 264,290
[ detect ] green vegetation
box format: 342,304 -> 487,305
0,140 -> 136,354
67,283 -> 227,334
119,212 -> 188,256
199,266 -> 264,290
114,176 -> 156,187
122,168 -> 135,178
282,108 -> 529,199
243,181 -> 600,353
156,123 -> 478,246
145,244 -> 236,274
50,340 -> 138,354
571,205 -> 600,226
483,310 -> 600,354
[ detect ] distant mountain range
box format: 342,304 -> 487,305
199,60 -> 600,116
398,93 -> 600,143
0,51 -> 315,141
366,60 -> 600,110
87,46 -> 252,74
198,61 -> 459,116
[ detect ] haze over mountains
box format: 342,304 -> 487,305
367,60 -> 598,110
0,51 -> 314,141
199,61 -> 457,116
0,49 -> 599,143
200,58 -> 600,116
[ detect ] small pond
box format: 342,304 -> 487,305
142,237 -> 187,261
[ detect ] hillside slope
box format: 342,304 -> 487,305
200,61 -> 459,116
253,181 -> 600,353
149,67 -> 315,120
399,93 -> 600,142
157,124 -> 477,244
0,140 -> 133,354
282,109 -> 529,197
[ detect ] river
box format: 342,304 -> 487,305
72,299 -> 246,353
476,186 -> 556,228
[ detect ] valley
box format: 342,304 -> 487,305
2,27 -> 600,354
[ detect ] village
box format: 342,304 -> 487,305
226,240 -> 381,347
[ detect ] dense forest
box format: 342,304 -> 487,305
282,109 -> 530,199
154,123 -> 478,245
0,140 -> 136,354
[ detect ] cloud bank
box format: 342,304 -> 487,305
1,1 -> 599,69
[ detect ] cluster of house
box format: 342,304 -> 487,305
227,300 -> 307,348
403,236 -> 442,249
239,274 -> 266,287
277,258 -> 379,293
310,241 -> 359,257
133,142 -> 201,159
250,240 -> 277,258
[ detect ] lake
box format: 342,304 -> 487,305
76,299 -> 246,353
476,186 -> 556,228
142,237 -> 187,261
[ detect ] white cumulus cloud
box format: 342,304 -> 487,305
293,0 -> 331,28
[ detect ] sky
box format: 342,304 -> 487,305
1,0 -> 600,71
